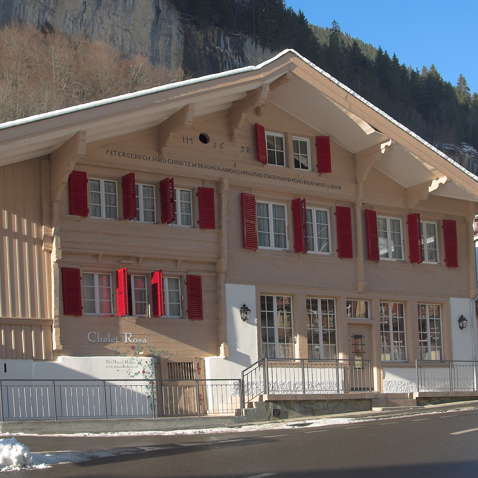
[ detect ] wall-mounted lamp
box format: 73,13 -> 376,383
240,304 -> 251,322
458,315 -> 468,330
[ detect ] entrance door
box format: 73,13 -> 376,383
346,325 -> 373,391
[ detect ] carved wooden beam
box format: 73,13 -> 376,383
406,176 -> 447,208
50,131 -> 87,205
355,139 -> 393,183
158,105 -> 193,153
228,85 -> 269,140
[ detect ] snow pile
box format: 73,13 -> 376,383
0,438 -> 32,471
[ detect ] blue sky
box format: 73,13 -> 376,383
286,0 -> 477,93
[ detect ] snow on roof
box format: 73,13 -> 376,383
0,48 -> 476,183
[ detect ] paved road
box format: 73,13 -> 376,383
10,409 -> 478,477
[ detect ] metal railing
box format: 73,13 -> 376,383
0,379 -> 242,421
417,360 -> 478,393
242,358 -> 373,405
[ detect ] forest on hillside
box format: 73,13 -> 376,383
173,0 -> 478,154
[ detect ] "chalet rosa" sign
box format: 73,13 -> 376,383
87,331 -> 148,344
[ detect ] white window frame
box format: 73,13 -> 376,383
265,131 -> 286,167
418,303 -> 443,360
88,178 -> 118,220
421,220 -> 439,264
379,301 -> 407,362
307,297 -> 337,359
135,184 -> 156,224
377,215 -> 404,261
306,207 -> 331,254
130,274 -> 149,317
82,272 -> 113,316
256,201 -> 289,250
260,294 -> 294,359
173,188 -> 193,227
292,136 -> 311,171
346,299 -> 370,320
164,276 -> 182,318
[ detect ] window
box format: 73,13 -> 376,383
136,184 -> 156,223
421,221 -> 439,263
131,274 -> 148,316
266,132 -> 285,166
418,304 -> 442,360
257,202 -> 288,249
167,361 -> 195,380
260,295 -> 293,359
380,302 -> 407,361
173,188 -> 193,227
307,298 -> 336,359
82,272 -> 113,315
346,300 -> 370,320
164,277 -> 182,317
305,208 -> 330,253
377,216 -> 404,260
88,179 -> 118,219
292,136 -> 311,170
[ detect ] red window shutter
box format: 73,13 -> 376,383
115,268 -> 129,316
160,177 -> 176,224
241,193 -> 258,250
364,209 -> 379,261
315,136 -> 332,173
122,173 -> 136,220
443,219 -> 458,267
151,270 -> 165,317
187,275 -> 203,320
336,206 -> 353,258
255,123 -> 267,164
197,187 -> 215,229
68,171 -> 88,217
292,198 -> 307,253
407,213 -> 423,264
61,267 -> 82,316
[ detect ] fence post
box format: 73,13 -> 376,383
474,361 -> 477,393
103,381 -> 109,418
195,380 -> 201,416
415,360 -> 419,393
449,361 -> 453,393
152,380 -> 157,419
54,380 -> 59,420
239,378 -> 245,412
263,358 -> 269,395
0,381 -> 4,422
301,359 -> 306,394
336,360 -> 340,394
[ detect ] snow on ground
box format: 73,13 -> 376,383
0,439 -> 32,471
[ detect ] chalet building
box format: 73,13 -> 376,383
0,50 -> 478,409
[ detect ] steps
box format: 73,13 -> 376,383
372,393 -> 417,409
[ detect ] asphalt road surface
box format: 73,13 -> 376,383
10,409 -> 478,477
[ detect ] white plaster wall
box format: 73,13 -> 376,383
205,284 -> 258,380
383,368 -> 418,393
450,298 -> 476,361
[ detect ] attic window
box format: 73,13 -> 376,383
199,133 -> 210,144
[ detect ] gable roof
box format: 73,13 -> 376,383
0,49 -> 477,201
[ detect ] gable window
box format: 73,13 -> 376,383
346,300 -> 370,320
136,184 -> 156,223
421,221 -> 439,263
260,295 -> 293,359
418,304 -> 442,360
380,302 -> 407,361
305,207 -> 330,253
82,272 -> 113,315
292,136 -> 311,170
88,179 -> 118,219
164,277 -> 182,318
257,202 -> 288,250
307,297 -> 336,359
131,274 -> 148,316
266,132 -> 285,166
377,216 -> 404,260
173,188 -> 193,227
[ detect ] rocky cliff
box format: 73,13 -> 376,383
0,0 -> 273,77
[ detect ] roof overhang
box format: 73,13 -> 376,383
0,49 -> 477,202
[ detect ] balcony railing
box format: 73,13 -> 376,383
417,360 -> 478,393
